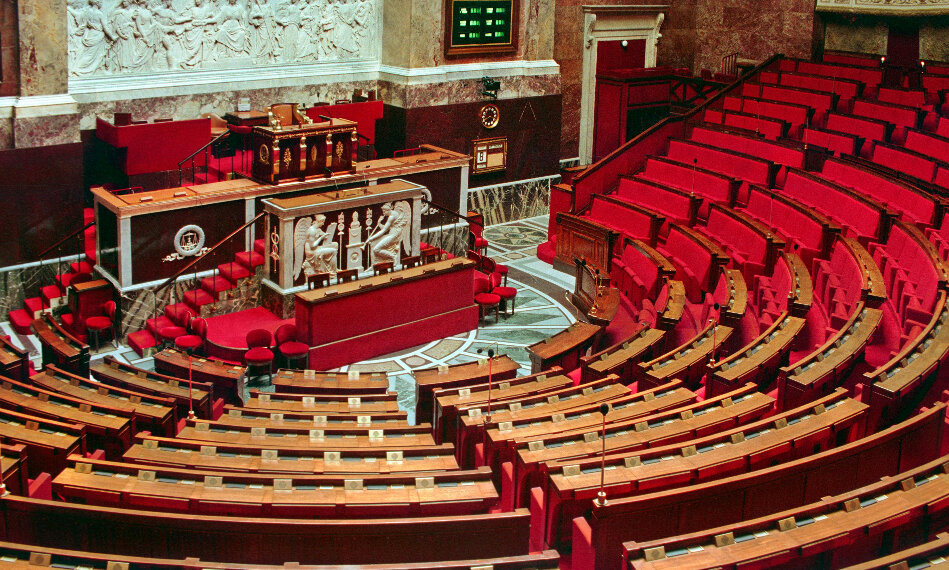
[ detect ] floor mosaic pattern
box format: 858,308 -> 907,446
0,215 -> 575,425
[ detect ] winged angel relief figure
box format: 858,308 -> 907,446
294,214 -> 339,280
366,201 -> 412,265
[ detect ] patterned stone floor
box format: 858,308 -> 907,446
0,215 -> 574,425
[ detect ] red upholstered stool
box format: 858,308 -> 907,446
469,232 -> 488,256
244,329 -> 275,382
85,301 -> 116,350
474,278 -> 501,324
158,308 -> 193,349
174,317 -> 208,355
275,324 -> 309,369
490,272 -> 517,317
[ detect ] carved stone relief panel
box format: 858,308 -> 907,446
67,0 -> 381,77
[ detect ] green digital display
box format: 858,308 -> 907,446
448,0 -> 515,53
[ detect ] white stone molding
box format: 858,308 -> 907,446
578,5 -> 667,165
816,0 -> 949,15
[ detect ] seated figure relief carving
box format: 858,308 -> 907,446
68,0 -> 378,77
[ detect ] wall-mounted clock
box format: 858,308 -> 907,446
479,103 -> 500,129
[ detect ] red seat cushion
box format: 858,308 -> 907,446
493,286 -> 517,300
85,316 -> 112,331
245,347 -> 274,365
279,341 -> 309,358
174,335 -> 203,351
474,293 -> 501,306
158,326 -> 187,342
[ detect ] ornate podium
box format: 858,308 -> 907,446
262,179 -> 428,291
251,115 -> 359,184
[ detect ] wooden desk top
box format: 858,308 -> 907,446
296,257 -> 474,304
31,367 -> 173,421
625,457 -> 949,569
516,389 -> 772,467
711,313 -> 805,383
548,396 -> 867,495
268,179 -> 419,210
659,280 -> 686,330
272,369 -> 389,394
0,336 -> 26,367
585,328 -> 666,376
641,323 -> 734,382
415,355 -> 520,387
91,359 -> 211,403
31,315 -> 85,358
0,378 -> 129,433
0,407 -> 85,450
527,322 -> 602,361
222,405 -> 408,425
154,349 -> 247,378
784,303 -> 882,387
125,440 -> 460,475
175,425 -> 434,449
224,109 -> 268,121
435,373 -> 572,412
54,458 -> 497,514
784,251 -> 814,316
202,413 -> 426,434
719,269 -> 748,323
243,392 -> 400,414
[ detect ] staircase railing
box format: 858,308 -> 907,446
34,220 -> 95,304
146,212 -> 265,332
176,129 -> 251,187
419,197 -> 484,255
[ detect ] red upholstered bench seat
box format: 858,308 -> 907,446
723,96 -> 812,137
639,155 -> 739,207
586,194 -> 664,247
877,86 -> 928,108
871,143 -> 937,184
615,175 -> 698,227
825,111 -> 890,158
743,186 -> 830,265
795,60 -> 883,94
666,138 -> 777,189
851,99 -> 921,144
904,128 -> 949,167
782,169 -> 886,241
741,82 -> 838,124
762,70 -> 863,106
611,241 -> 662,305
703,108 -> 789,140
820,156 -> 939,227
657,226 -> 715,302
799,126 -> 860,156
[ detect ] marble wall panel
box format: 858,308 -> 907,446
13,113 -> 81,147
693,0 -> 815,73
0,0 -> 19,96
823,16 -> 887,55
467,175 -> 553,227
920,18 -> 949,62
19,0 -> 68,96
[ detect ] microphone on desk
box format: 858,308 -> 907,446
594,402 -> 610,507
318,115 -> 332,122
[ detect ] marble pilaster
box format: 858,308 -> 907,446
19,0 -> 69,97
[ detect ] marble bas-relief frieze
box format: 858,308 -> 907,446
67,0 -> 380,77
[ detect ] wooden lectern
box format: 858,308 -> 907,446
251,112 -> 359,184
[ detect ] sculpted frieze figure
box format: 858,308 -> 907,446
366,201 -> 412,265
68,0 -> 380,77
295,215 -> 340,279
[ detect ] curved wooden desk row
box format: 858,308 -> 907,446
270,369 -> 390,395
0,376 -> 132,458
126,435 -> 460,475
706,312 -> 806,398
220,405 -> 410,426
52,457 -> 498,519
638,322 -> 734,389
624,454 -> 949,569
779,302 -> 883,410
0,541 -> 563,570
569,402 -> 947,570
32,366 -> 176,437
30,315 -> 88,378
430,364 -> 556,443
542,390 -> 868,547
483,381 -> 696,476
0,498 -> 533,566
580,326 -> 666,384
152,349 -> 246,406
174,422 -> 436,450
245,389 -> 401,414
198,412 -> 427,434
0,406 -> 86,478
508,384 -> 772,510
91,357 -> 217,421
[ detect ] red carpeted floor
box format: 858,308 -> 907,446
204,307 -> 294,363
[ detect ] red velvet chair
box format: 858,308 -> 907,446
174,317 -> 208,355
468,211 -> 488,256
244,329 -> 275,381
158,308 -> 193,349
275,324 -> 309,369
482,256 -> 510,286
490,272 -> 517,316
85,301 -> 116,350
474,278 -> 501,323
